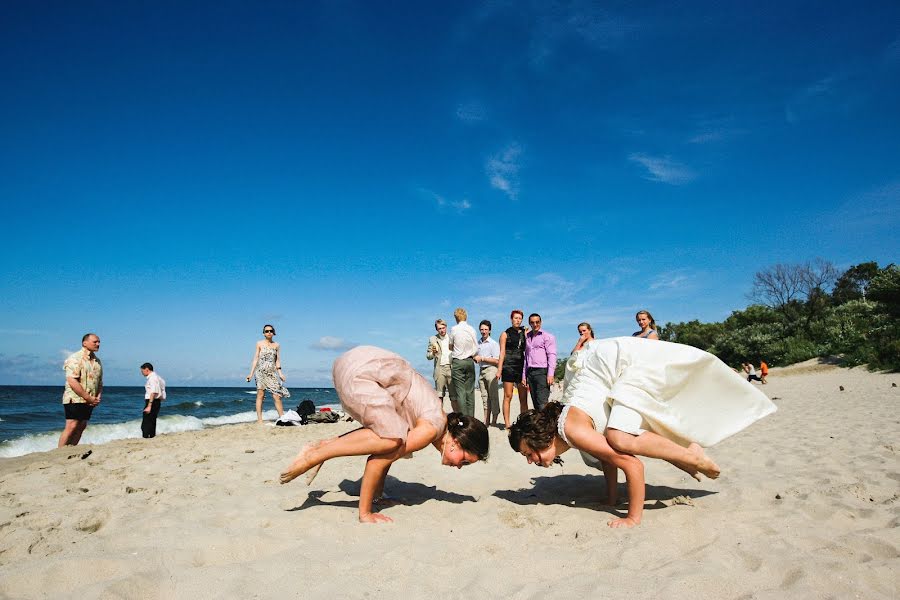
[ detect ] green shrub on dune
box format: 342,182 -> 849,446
659,261 -> 899,372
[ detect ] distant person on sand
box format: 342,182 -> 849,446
632,310 -> 659,339
426,318 -> 457,412
759,360 -> 769,384
571,321 -> 596,354
59,333 -> 103,447
449,307 -> 479,417
246,324 -> 289,423
474,319 -> 501,427
509,337 -> 776,528
497,309 -> 528,430
743,362 -> 762,383
524,313 -> 557,411
280,345 -> 489,523
140,362 -> 166,439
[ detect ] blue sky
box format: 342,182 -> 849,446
1,1 -> 897,386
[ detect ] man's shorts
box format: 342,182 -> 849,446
64,403 -> 94,421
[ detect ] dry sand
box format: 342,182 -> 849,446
1,363 -> 897,599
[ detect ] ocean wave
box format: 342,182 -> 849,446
0,410 -> 277,458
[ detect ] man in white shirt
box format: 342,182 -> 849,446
474,320 -> 501,427
426,319 -> 458,412
449,307 -> 479,417
140,362 -> 167,439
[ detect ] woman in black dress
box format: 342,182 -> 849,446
496,309 -> 528,429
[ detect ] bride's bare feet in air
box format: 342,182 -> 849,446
688,443 -> 720,479
607,516 -> 640,528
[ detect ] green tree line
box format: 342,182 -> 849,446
657,260 -> 899,371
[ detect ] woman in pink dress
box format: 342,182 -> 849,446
280,345 -> 489,523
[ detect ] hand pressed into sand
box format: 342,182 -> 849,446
359,512 -> 393,524
608,516 -> 640,529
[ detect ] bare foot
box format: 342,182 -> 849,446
359,512 -> 393,524
607,516 -> 640,528
688,443 -> 720,479
280,443 -> 320,485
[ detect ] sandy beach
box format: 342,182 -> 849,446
1,362 -> 897,599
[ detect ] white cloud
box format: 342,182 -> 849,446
456,101 -> 486,122
417,187 -> 472,213
310,336 -> 356,352
486,143 -> 522,200
649,272 -> 691,291
828,181 -> 900,230
628,153 -> 696,185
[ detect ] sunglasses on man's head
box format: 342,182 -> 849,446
264,330 -> 274,333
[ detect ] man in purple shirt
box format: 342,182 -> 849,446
523,313 -> 557,411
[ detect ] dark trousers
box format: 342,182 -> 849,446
526,367 -> 550,410
141,399 -> 161,438
451,357 -> 476,417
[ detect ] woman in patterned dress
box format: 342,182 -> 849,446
246,324 -> 290,423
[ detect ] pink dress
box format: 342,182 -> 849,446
332,346 -> 447,442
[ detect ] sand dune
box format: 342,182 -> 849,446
1,366 -> 897,599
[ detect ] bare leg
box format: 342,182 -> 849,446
58,419 -> 86,447
280,428 -> 401,484
517,383 -> 528,415
601,460 -> 619,506
502,381 -> 514,428
608,454 -> 644,528
273,393 -> 284,417
70,421 -> 88,446
255,389 -> 265,423
606,429 -> 721,480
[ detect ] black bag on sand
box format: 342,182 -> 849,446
296,399 -> 317,423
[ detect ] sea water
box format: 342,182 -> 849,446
0,386 -> 340,458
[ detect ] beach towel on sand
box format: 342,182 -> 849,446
562,337 -> 777,447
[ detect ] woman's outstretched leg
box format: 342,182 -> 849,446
280,428 -> 401,484
273,393 -> 284,417
605,429 -> 720,480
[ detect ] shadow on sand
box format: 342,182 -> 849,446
493,473 -> 716,514
285,475 -> 476,512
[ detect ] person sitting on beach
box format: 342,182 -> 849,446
509,336 -> 776,528
280,345 -> 489,523
246,324 -> 289,423
632,310 -> 659,339
571,321 -> 595,355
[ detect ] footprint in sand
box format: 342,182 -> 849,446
74,509 -> 109,534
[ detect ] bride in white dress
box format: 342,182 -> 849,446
509,336 -> 776,527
